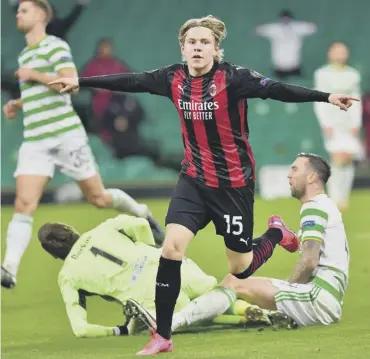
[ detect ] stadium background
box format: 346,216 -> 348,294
2,1 -> 370,359
2,0 -> 370,200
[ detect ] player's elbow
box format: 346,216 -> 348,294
73,326 -> 89,338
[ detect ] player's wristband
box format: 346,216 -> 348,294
113,327 -> 121,336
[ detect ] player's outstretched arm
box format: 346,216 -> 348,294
49,68 -> 170,96
59,276 -> 124,338
235,67 -> 360,111
267,83 -> 360,111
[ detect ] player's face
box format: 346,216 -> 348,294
98,42 -> 113,58
181,27 -> 218,72
328,43 -> 349,65
288,157 -> 310,199
16,2 -> 44,32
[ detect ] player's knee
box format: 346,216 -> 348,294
14,195 -> 39,215
220,273 -> 240,291
162,238 -> 183,259
162,235 -> 188,260
332,152 -> 352,166
161,224 -> 193,260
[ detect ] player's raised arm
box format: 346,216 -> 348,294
59,275 -> 125,338
234,67 -> 360,111
49,67 -> 171,97
106,215 -> 156,247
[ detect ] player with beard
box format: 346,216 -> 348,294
217,153 -> 349,328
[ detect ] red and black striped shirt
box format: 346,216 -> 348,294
79,62 -> 330,188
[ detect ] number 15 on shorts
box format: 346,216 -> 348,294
224,215 -> 243,235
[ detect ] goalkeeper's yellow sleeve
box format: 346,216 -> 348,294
104,215 -> 156,247
59,274 -> 117,338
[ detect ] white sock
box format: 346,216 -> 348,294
327,165 -> 346,205
342,163 -> 355,205
171,287 -> 236,332
106,189 -> 150,218
3,213 -> 33,277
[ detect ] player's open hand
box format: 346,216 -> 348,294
328,94 -> 360,111
48,77 -> 80,94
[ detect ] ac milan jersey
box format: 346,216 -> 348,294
79,62 -> 329,188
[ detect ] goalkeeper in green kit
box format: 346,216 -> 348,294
39,214 -> 270,338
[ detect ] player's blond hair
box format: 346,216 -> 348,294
19,0 -> 52,23
178,15 -> 227,62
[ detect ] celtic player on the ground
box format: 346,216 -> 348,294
220,153 -> 349,326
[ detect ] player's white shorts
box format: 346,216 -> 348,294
14,128 -> 98,181
272,279 -> 342,327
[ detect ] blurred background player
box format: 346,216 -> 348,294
255,9 -> 317,79
3,0 -> 90,98
1,0 -> 163,290
9,0 -> 90,40
314,42 -> 363,211
37,214 -> 272,338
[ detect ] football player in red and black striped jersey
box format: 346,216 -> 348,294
52,15 -> 359,356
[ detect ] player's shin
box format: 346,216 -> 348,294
327,164 -> 346,206
234,230 -> 281,279
342,162 -> 355,207
106,188 -> 150,217
2,213 -> 33,278
228,299 -> 252,315
155,256 -> 182,339
228,299 -> 272,325
171,287 -> 236,331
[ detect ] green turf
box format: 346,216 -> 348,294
2,190 -> 370,359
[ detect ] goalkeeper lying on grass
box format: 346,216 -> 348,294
38,214 -> 288,338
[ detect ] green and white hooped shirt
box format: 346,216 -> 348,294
298,194 -> 350,305
18,35 -> 82,142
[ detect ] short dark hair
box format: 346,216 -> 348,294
297,152 -> 331,184
279,9 -> 294,19
20,0 -> 53,23
38,223 -> 80,260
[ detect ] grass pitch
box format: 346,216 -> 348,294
2,190 -> 370,358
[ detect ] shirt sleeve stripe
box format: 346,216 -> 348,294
55,63 -> 76,72
302,224 -> 325,233
300,208 -> 328,221
301,230 -> 324,239
301,236 -> 323,243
